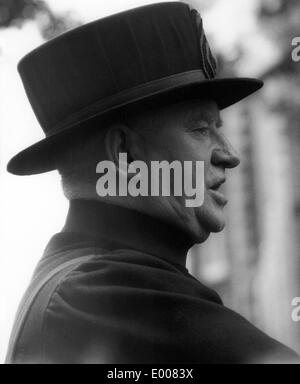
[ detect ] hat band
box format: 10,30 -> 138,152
47,69 -> 207,136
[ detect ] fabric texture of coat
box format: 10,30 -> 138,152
6,201 -> 299,364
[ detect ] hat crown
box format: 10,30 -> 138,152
18,2 -> 217,133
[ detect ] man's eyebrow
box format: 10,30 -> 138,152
184,113 -> 223,128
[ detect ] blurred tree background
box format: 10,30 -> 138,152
258,0 -> 300,215
0,0 -> 79,39
1,0 -> 300,358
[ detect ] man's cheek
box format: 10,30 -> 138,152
184,161 -> 205,208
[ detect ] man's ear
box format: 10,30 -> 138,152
104,124 -> 139,170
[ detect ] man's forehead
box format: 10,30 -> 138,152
137,99 -> 222,130
181,99 -> 222,124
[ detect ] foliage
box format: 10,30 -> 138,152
0,0 -> 79,39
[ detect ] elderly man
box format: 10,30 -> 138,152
6,2 -> 299,364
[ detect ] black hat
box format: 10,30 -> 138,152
7,1 -> 263,175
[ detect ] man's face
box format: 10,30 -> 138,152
135,99 -> 240,243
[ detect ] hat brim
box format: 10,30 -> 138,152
7,77 -> 263,175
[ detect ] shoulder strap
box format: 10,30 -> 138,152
5,254 -> 95,364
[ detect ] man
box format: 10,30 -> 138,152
6,2 -> 299,364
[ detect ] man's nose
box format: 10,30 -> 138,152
211,143 -> 241,169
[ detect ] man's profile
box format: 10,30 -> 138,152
5,2 -> 299,364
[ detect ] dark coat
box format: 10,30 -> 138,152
6,201 -> 299,364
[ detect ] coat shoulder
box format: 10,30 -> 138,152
7,248 -> 299,364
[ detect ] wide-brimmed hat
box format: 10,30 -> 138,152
7,1 -> 263,176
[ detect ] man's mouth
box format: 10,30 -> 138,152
208,179 -> 228,205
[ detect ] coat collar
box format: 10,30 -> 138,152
61,200 -> 193,270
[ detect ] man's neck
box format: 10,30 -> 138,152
63,199 -> 194,268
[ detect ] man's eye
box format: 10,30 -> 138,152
194,127 -> 210,136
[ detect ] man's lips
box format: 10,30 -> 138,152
208,179 -> 228,205
209,178 -> 226,191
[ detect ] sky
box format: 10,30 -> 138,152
0,0 -> 272,363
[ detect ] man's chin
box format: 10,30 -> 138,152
194,206 -> 226,236
168,200 -> 226,244
210,219 -> 226,233
192,229 -> 211,245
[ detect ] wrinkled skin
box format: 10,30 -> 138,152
121,99 -> 241,243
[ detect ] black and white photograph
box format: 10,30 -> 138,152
1,0 -> 300,367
